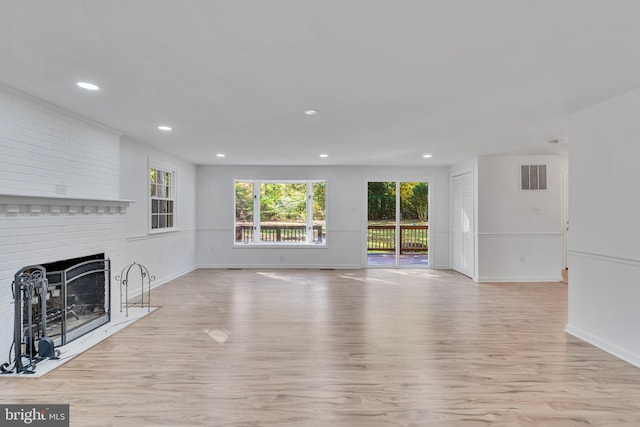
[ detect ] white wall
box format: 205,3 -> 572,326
119,138 -> 197,287
196,165 -> 450,268
566,88 -> 640,367
0,86 -> 126,360
476,155 -> 567,282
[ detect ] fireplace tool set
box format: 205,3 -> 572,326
1,265 -> 59,374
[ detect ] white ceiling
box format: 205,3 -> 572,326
1,1 -> 639,166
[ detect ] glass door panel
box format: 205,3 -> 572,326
367,182 -> 397,266
399,182 -> 429,266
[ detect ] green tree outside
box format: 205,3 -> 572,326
235,181 -> 326,224
369,181 -> 428,223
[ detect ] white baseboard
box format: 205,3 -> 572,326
196,264 -> 362,269
565,323 -> 640,369
123,265 -> 198,299
154,265 -> 199,287
477,275 -> 562,283
433,264 -> 451,269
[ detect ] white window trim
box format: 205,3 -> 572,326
234,179 -> 327,247
148,159 -> 178,234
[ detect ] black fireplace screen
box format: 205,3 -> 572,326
27,255 -> 111,346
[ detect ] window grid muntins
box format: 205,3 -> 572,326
150,168 -> 175,230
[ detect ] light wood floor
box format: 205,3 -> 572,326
2,268 -> 640,426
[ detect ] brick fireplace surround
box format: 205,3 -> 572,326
0,84 -> 130,360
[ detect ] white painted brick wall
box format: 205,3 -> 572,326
0,86 -> 120,199
0,86 -> 126,367
0,208 -> 127,360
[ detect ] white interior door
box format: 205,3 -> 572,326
452,173 -> 474,277
461,173 -> 474,277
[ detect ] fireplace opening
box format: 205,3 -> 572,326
27,254 -> 111,346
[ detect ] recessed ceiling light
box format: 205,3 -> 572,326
304,109 -> 318,116
158,125 -> 172,131
216,153 -> 226,158
76,81 -> 99,91
319,154 -> 329,158
423,154 -> 433,158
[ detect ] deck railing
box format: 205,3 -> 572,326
368,225 -> 429,253
235,224 -> 427,252
236,225 -> 324,243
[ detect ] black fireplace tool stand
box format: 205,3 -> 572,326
2,265 -> 59,374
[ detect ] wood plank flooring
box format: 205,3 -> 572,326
2,268 -> 640,426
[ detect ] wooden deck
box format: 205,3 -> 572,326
2,268 -> 640,426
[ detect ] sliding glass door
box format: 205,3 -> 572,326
367,181 -> 429,267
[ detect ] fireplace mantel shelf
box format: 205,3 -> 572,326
0,193 -> 134,215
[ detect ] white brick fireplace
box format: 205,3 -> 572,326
0,85 -> 130,360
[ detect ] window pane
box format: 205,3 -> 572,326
312,182 -> 326,243
150,166 -> 176,231
400,182 -> 428,225
165,172 -> 172,197
235,181 -> 254,243
260,182 -> 306,242
150,169 -> 157,197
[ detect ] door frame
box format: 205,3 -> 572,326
363,178 -> 432,268
561,170 -> 569,270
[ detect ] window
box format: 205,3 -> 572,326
235,180 -> 326,245
149,164 -> 176,231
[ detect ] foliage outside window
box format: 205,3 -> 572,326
235,180 -> 326,245
367,182 -> 429,223
150,166 -> 176,231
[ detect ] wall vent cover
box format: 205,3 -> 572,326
521,164 -> 547,190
